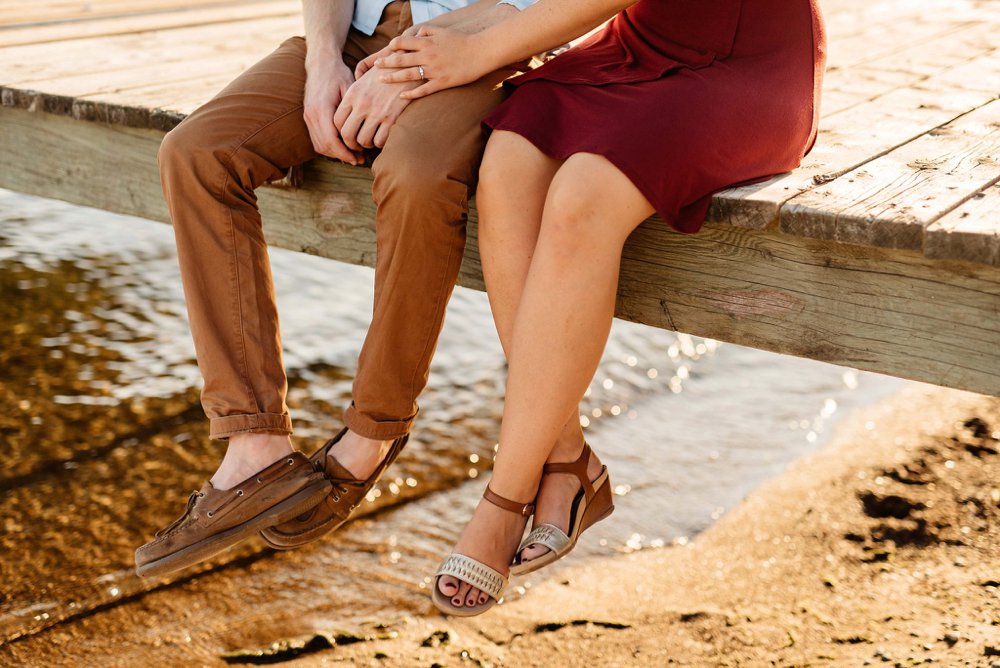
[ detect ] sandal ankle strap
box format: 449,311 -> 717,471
541,441 -> 596,502
483,485 -> 535,517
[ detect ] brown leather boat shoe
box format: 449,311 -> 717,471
135,452 -> 330,578
259,428 -> 408,550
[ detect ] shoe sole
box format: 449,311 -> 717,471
135,480 -> 330,578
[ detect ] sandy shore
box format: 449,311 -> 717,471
3,383 -> 997,666
223,383 -> 999,667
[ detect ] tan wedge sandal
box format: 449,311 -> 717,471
509,442 -> 614,577
431,486 -> 535,617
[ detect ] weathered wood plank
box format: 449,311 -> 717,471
2,105 -> 997,395
820,22 -> 998,115
781,100 -> 1000,250
925,185 -> 1000,267
613,225 -> 1000,394
830,14 -> 986,71
0,0 -> 242,26
0,0 -> 300,47
0,15 -> 302,85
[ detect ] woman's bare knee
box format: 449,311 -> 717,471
540,153 -> 655,246
478,131 -> 560,211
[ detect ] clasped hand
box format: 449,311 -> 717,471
303,43 -> 420,160
304,24 -> 489,160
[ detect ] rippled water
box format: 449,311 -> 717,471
0,188 -> 905,656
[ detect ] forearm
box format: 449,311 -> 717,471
448,1 -> 520,34
478,0 -> 635,67
302,0 -> 354,66
422,0 -> 502,29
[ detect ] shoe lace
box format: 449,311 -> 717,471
329,480 -> 350,503
155,490 -> 202,538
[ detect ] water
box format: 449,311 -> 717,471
0,189 -> 905,657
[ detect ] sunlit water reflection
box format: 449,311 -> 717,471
0,189 -> 905,649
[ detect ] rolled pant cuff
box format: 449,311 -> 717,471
209,412 -> 293,440
344,402 -> 414,440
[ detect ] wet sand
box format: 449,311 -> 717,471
4,383 -> 997,666
291,384 -> 997,668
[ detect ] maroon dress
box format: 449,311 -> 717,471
484,0 -> 827,233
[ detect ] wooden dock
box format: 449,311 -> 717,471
1,0 -> 998,395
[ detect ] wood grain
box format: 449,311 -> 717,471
0,1 -> 299,47
782,100 -> 1000,249
925,184 -> 1000,266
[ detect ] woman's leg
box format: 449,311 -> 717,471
477,131 -> 560,357
442,152 -> 654,607
436,130 -> 563,605
477,133 -> 605,569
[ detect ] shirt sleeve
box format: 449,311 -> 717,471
496,0 -> 536,11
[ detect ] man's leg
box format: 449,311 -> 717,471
158,30 -> 383,488
341,65 -> 520,458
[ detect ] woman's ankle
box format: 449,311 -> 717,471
549,422 -> 586,461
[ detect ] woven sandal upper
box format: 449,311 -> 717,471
435,553 -> 507,600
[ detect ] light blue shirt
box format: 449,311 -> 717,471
353,0 -> 534,37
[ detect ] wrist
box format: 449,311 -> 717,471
476,23 -> 512,67
305,43 -> 345,70
453,2 -> 518,34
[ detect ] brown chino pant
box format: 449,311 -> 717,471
158,2 -> 518,440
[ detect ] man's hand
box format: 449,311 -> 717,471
303,56 -> 363,165
334,67 -> 421,150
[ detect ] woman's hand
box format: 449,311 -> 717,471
355,25 -> 420,79
376,25 -> 498,100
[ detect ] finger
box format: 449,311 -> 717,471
333,100 -> 352,131
399,80 -> 443,100
373,121 -> 393,148
379,66 -> 424,84
376,50 -> 424,70
312,120 -> 361,164
339,110 -> 364,151
355,58 -> 372,78
386,35 -> 426,54
356,117 -> 380,149
324,135 -> 364,165
305,111 -> 333,155
310,123 -> 360,164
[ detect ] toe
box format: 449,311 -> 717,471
453,581 -> 472,607
477,591 -> 489,605
465,587 -> 480,607
438,575 -> 459,597
520,543 -> 551,563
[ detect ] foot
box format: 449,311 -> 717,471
327,430 -> 397,480
211,433 -> 294,490
437,494 -> 530,609
518,431 -> 604,565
